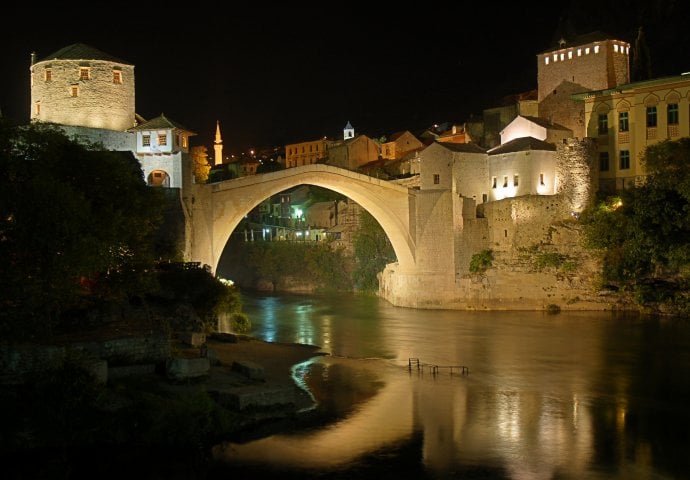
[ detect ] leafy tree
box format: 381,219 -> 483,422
352,211 -> 396,291
579,139 -> 690,311
190,145 -> 211,183
0,120 -> 169,340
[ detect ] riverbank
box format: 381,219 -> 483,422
1,333 -> 329,479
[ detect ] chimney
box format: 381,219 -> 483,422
30,51 -> 36,65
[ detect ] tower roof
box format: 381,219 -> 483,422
36,43 -> 132,65
344,121 -> 353,130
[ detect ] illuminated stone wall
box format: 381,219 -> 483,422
31,58 -> 135,131
555,138 -> 597,213
59,125 -> 135,151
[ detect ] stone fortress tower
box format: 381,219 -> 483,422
537,32 -> 631,137
27,43 -> 194,190
30,43 -> 136,131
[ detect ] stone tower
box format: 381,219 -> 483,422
537,33 -> 630,102
537,32 -> 630,138
214,120 -> 223,165
30,43 -> 136,131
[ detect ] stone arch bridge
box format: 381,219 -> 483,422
186,164 -> 460,308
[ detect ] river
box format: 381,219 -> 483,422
210,291 -> 690,479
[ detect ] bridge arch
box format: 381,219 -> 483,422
191,164 -> 416,274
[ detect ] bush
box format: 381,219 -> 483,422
228,312 -> 251,333
469,250 -> 493,273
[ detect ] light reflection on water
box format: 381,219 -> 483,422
212,292 -> 690,479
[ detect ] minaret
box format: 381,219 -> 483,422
214,120 -> 223,166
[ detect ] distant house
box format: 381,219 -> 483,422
380,130 -> 424,160
285,138 -> 330,168
327,134 -> 381,170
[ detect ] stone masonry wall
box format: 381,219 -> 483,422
0,334 -> 170,380
31,59 -> 135,131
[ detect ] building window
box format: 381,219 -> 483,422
433,174 -> 440,185
79,67 -> 90,80
539,173 -> 545,185
70,85 -> 79,97
544,57 -> 549,65
513,174 -> 519,187
619,112 -> 629,132
142,135 -> 151,146
45,69 -> 52,81
175,134 -> 180,146
113,70 -> 122,84
34,102 -> 40,115
158,134 -> 167,146
503,176 -> 508,188
646,106 -> 657,127
668,103 -> 679,124
594,45 -> 600,53
182,135 -> 187,148
492,177 -> 497,188
598,114 -> 608,134
599,152 -> 610,172
620,150 -> 630,170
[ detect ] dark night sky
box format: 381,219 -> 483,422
2,1 -> 688,155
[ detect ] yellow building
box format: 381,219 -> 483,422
575,73 -> 690,192
285,138 -> 329,168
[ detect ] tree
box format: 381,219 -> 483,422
191,145 -> 211,183
0,120 -> 169,340
579,139 -> 690,312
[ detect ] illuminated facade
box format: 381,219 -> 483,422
128,114 -> 194,188
285,138 -> 329,168
30,43 -> 136,131
537,33 -> 630,138
28,43 -> 194,189
575,73 -> 690,192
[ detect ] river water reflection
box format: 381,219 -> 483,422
212,292 -> 690,479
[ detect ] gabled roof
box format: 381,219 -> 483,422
434,142 -> 487,154
516,115 -> 571,131
37,43 -> 131,65
488,137 -> 556,155
129,113 -> 196,134
344,121 -> 354,130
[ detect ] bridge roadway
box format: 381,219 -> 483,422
188,164 -> 417,274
